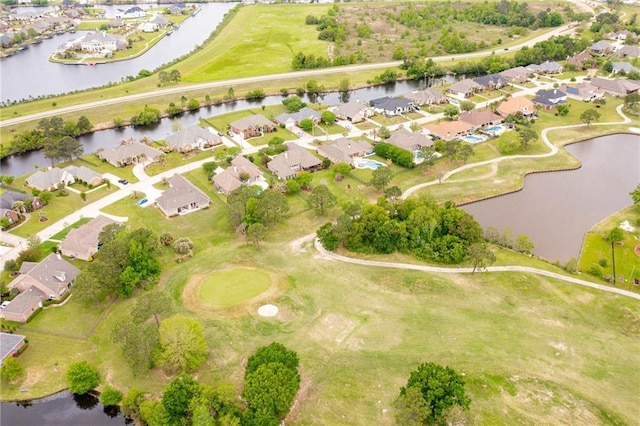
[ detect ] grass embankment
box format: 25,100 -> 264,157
3,208 -> 638,424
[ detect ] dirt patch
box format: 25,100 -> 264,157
181,266 -> 285,318
634,245 -> 640,257
309,313 -> 359,346
289,233 -> 316,254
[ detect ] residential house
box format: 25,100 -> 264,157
607,30 -> 637,42
167,4 -> 186,15
59,215 -> 117,261
25,167 -> 75,191
532,89 -> 567,109
589,77 -> 640,97
64,31 -> 127,53
589,40 -> 614,56
165,126 -> 221,152
140,22 -> 158,33
23,20 -> 51,35
566,51 -> 598,70
115,6 -> 146,19
497,97 -> 536,119
267,144 -> 322,179
424,121 -> 473,141
332,101 -> 373,123
369,97 -> 414,116
63,165 -> 103,187
213,156 -> 265,195
2,253 -> 80,323
459,110 -> 503,130
403,88 -> 447,106
0,333 -> 26,366
229,115 -> 276,139
317,138 -> 373,165
150,15 -> 169,28
0,191 -> 43,227
387,128 -> 433,152
274,107 -> 322,129
98,141 -> 162,167
447,79 -> 483,97
0,33 -> 15,48
155,174 -> 211,217
612,62 -> 640,75
109,18 -> 125,28
617,45 -> 640,58
561,82 -> 605,102
473,73 -> 509,91
526,61 -> 564,74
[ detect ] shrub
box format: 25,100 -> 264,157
598,258 -> 608,268
100,385 -> 123,406
66,361 -> 100,394
588,264 -> 603,277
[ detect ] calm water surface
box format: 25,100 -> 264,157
463,134 -> 640,263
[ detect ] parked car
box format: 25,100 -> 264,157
136,198 -> 148,206
227,131 -> 234,137
118,179 -> 129,185
1,301 -> 11,309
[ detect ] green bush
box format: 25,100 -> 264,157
100,385 -> 123,406
66,361 -> 100,394
588,264 -> 603,277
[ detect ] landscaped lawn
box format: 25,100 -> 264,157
373,114 -> 408,126
144,149 -> 215,176
198,268 -> 271,307
49,217 -> 91,240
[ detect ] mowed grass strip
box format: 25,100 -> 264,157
199,268 -> 271,307
180,4 -> 331,82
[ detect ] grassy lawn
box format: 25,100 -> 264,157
553,70 -> 588,81
72,156 -> 138,183
144,149 -> 215,176
373,114 -> 408,126
49,217 -> 91,240
179,4 -> 331,82
247,127 -> 297,147
315,122 -> 348,136
198,268 -> 271,307
355,121 -> 378,131
579,204 -> 640,286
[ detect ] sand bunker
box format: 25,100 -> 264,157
258,304 -> 279,317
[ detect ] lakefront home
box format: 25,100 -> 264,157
165,126 -> 221,153
98,141 -> 162,167
229,115 -> 277,139
275,107 -> 322,129
403,88 -> 447,106
447,79 -> 483,98
332,101 -> 373,123
369,97 -> 414,116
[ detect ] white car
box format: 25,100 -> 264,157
1,301 -> 10,309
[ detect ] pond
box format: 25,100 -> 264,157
0,390 -> 130,425
463,133 -> 640,264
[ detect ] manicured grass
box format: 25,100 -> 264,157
179,4 -> 331,82
72,156 -> 138,183
49,217 -> 91,240
246,127 -> 297,147
372,114 -> 408,126
144,149 -> 215,176
198,268 -> 271,307
23,296 -> 107,339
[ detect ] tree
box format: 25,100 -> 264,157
371,166 -> 393,191
111,319 -> 159,374
398,362 -> 471,425
158,315 -> 209,373
132,291 -> 173,327
170,69 -> 181,83
465,242 -> 496,273
580,108 -> 601,126
338,78 -> 350,93
245,342 -> 300,376
556,104 -> 570,116
100,385 -> 123,406
630,183 -> 640,204
140,400 -> 172,426
282,96 -> 306,112
43,137 -> 62,166
299,118 -> 314,132
187,99 -> 200,111
443,105 -> 459,119
460,100 -> 475,112
332,162 -> 351,176
173,237 -> 195,256
295,171 -> 313,189
393,386 -> 431,426
517,127 -> 537,150
243,363 -> 300,424
454,144 -> 474,163
419,146 -> 438,168
255,189 -> 290,225
66,361 -> 100,394
309,184 -> 337,215
76,116 -> 93,134
162,374 -> 200,423
158,71 -> 170,86
1,357 -> 24,382
515,235 -> 535,254
321,110 -> 336,124
246,223 -> 266,247
609,227 -> 624,243
384,185 -> 403,200
623,92 -> 640,110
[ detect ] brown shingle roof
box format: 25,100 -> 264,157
497,97 -> 536,116
459,110 -> 503,127
424,121 -> 473,140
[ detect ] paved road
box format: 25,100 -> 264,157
312,237 -> 640,301
0,21 -> 578,127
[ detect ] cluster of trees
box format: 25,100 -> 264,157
130,106 -> 161,126
158,69 -> 181,86
282,95 -> 307,112
389,0 -> 563,32
3,116 -> 92,159
318,196 -> 484,264
497,126 -> 538,154
513,35 -> 588,67
394,362 -> 471,426
306,5 -> 346,43
227,186 -> 289,233
74,225 -> 162,304
119,342 -> 300,426
484,226 -> 535,254
374,142 -> 414,168
291,51 -> 359,70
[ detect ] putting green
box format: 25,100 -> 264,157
198,268 -> 271,308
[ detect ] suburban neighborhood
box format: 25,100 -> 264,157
0,0 -> 639,425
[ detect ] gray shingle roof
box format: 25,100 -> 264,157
230,115 -> 276,131
165,125 -> 219,149
0,332 -> 26,363
387,128 -> 433,150
156,174 -> 211,214
268,147 -> 322,179
275,107 -> 322,125
59,215 -> 117,259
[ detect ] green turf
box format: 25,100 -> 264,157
198,268 -> 271,307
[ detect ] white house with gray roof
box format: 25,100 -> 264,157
63,165 -> 103,186
63,31 -> 127,53
369,97 -> 414,116
403,88 -> 447,106
155,174 -> 211,217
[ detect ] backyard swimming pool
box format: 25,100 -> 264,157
355,159 -> 386,170
462,134 -> 487,144
485,124 -> 506,136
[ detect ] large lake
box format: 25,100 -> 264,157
0,3 -> 235,103
463,133 -> 640,263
